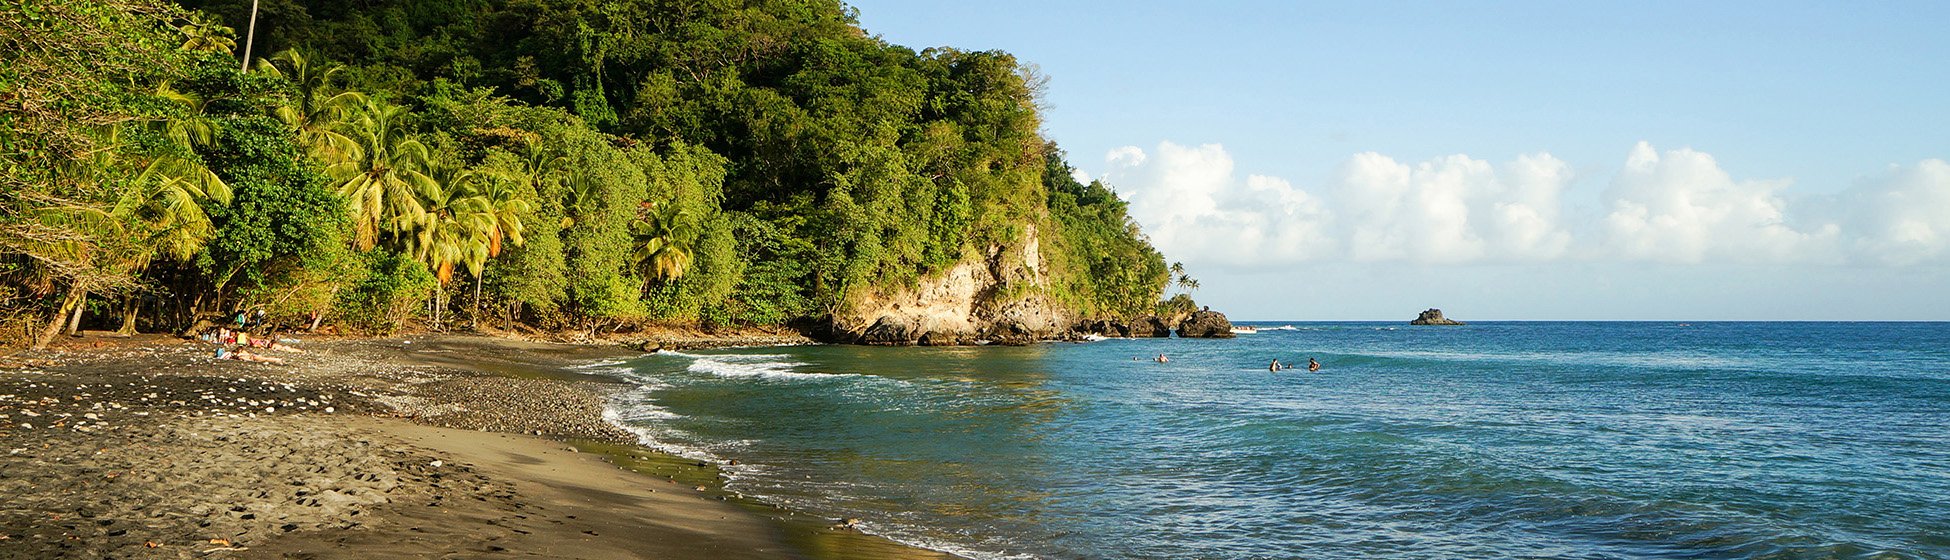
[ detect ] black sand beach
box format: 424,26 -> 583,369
0,332 -> 949,559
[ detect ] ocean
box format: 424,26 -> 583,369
597,322 -> 1950,559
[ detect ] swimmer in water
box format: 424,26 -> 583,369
1269,360 -> 1281,371
1155,354 -> 1170,363
1308,358 -> 1320,372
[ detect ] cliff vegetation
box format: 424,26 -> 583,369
0,0 -> 1178,346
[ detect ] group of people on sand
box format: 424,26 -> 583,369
201,323 -> 307,365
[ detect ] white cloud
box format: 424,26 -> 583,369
1097,141 -> 1950,268
1598,142 -> 1825,264
1829,159 -> 1950,266
1106,142 -> 1331,265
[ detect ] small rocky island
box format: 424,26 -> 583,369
1409,308 -> 1466,326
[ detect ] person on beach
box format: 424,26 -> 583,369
1308,358 -> 1320,372
216,346 -> 285,364
247,337 -> 305,353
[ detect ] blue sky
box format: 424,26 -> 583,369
846,1 -> 1950,320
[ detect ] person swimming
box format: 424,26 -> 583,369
1155,354 -> 1170,363
1308,358 -> 1320,372
1269,360 -> 1281,371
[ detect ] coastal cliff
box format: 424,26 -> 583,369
805,226 -> 1071,346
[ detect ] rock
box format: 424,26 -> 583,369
916,331 -> 967,346
1409,308 -> 1466,325
791,314 -> 859,344
1126,316 -> 1172,338
1175,310 -> 1236,338
981,321 -> 1038,346
1073,319 -> 1134,338
858,316 -> 919,346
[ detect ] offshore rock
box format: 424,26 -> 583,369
1409,308 -> 1466,325
1175,310 -> 1236,338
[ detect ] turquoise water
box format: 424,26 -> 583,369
601,323 -> 1950,559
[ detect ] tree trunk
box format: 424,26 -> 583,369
117,295 -> 139,335
64,290 -> 86,335
33,285 -> 86,349
471,271 -> 484,330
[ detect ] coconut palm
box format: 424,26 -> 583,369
177,14 -> 235,54
326,100 -> 435,251
413,164 -> 494,285
26,119 -> 229,344
629,201 -> 697,290
255,50 -> 364,162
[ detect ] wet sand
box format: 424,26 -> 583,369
0,332 -> 946,559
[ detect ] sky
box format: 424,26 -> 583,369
844,1 -> 1950,320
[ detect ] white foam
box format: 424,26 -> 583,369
600,407 -> 722,462
664,350 -> 857,381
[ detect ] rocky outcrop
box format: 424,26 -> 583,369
1074,319 -> 1130,338
1409,308 -> 1466,325
799,224 -> 1072,346
1175,310 -> 1235,338
1126,316 -> 1172,338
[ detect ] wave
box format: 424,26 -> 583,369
661,350 -> 859,381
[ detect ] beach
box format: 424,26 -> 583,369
0,331 -> 940,559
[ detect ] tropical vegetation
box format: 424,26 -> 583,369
0,0 -> 1177,347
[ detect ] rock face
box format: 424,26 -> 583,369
1175,310 -> 1236,338
1409,308 -> 1466,325
800,225 -> 1071,346
1126,316 -> 1173,338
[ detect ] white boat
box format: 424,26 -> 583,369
1230,326 -> 1258,334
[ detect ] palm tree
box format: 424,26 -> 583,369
629,201 -> 697,292
26,119 -> 229,344
255,50 -> 364,162
176,14 -> 235,54
413,164 -> 493,284
1168,261 -> 1198,292
326,100 -> 435,251
478,172 -> 530,258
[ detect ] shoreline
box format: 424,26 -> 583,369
0,331 -> 957,559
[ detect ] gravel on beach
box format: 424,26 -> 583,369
0,333 -> 659,559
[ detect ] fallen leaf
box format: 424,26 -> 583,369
209,538 -> 231,546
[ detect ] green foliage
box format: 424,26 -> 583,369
3,0 -> 1178,344
332,249 -> 434,333
1042,147 -> 1171,318
200,115 -> 345,289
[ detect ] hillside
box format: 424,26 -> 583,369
0,0 -> 1176,346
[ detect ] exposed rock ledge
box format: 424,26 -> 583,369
797,225 -> 1071,346
1175,309 -> 1236,338
1409,308 -> 1466,325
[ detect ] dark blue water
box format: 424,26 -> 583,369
600,322 -> 1950,559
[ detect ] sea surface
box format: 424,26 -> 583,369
597,322 -> 1950,559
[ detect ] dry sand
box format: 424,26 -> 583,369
0,332 -> 940,560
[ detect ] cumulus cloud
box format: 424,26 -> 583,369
1098,141 -> 1950,268
1104,142 -> 1574,265
1598,142 -> 1826,264
1830,159 -> 1950,266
